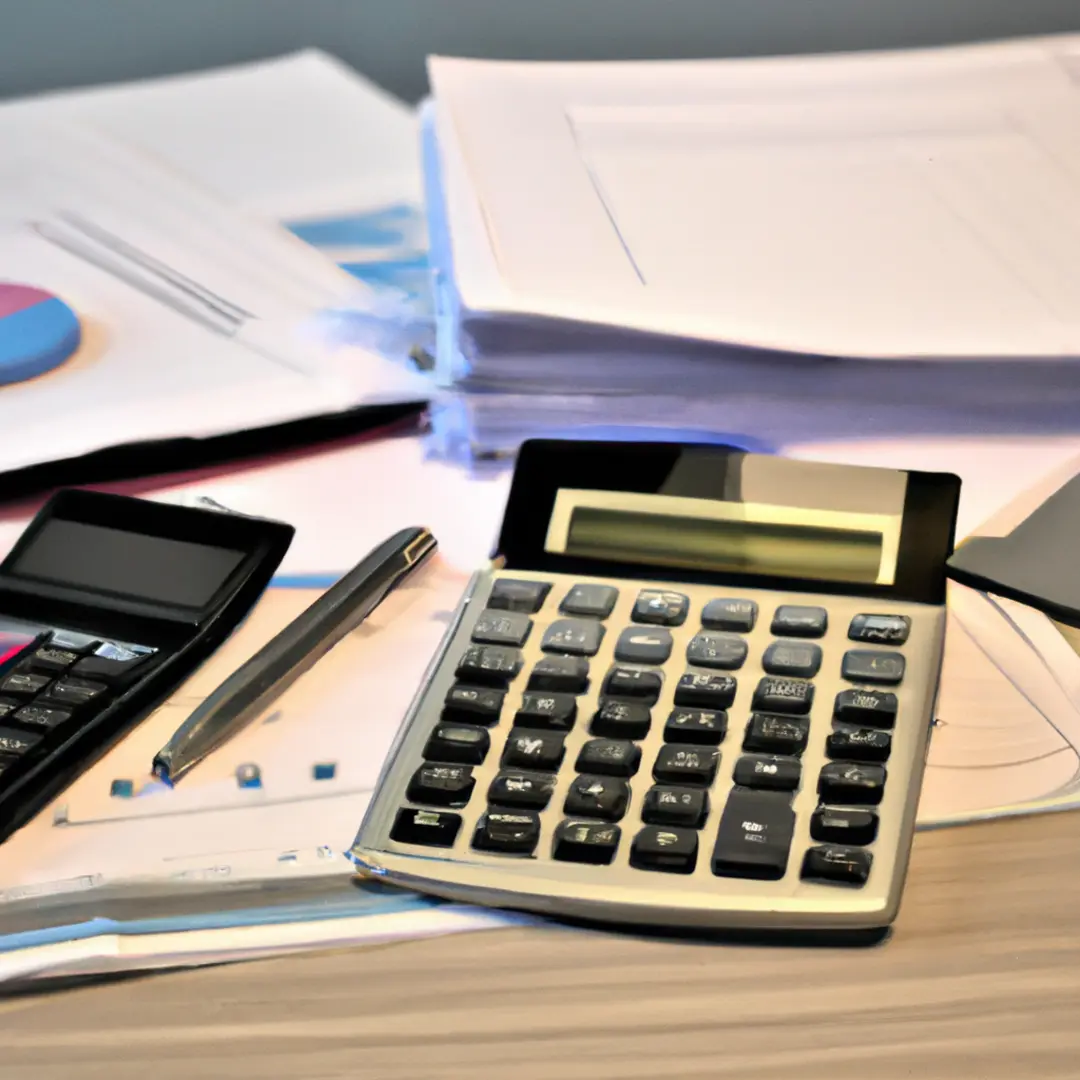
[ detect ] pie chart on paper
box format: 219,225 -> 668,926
0,283 -> 82,387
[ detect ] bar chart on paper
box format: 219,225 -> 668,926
0,283 -> 81,386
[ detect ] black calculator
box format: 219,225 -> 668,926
0,489 -> 292,843
351,439 -> 961,931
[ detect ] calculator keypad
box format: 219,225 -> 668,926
369,570 -> 940,929
0,632 -> 156,787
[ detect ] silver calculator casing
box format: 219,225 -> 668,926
350,567 -> 946,932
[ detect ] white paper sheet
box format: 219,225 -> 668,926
0,50 -> 423,221
428,34 -> 1080,359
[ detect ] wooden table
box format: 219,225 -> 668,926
3,810 -> 1080,1079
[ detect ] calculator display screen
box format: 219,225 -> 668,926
547,491 -> 897,585
7,519 -> 247,609
499,441 -> 962,604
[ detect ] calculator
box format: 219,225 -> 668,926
351,440 -> 961,931
0,489 -> 292,843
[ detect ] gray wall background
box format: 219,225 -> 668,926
1,0 -> 1079,103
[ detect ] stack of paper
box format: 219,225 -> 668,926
422,34 -> 1080,456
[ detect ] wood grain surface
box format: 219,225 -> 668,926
4,810 -> 1080,1080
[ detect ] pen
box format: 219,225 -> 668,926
151,525 -> 438,786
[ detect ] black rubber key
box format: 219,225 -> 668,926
801,845 -> 872,886
528,655 -> 589,694
423,724 -> 490,766
514,692 -> 578,732
407,764 -> 476,808
712,787 -> 795,881
630,827 -> 698,874
591,699 -> 651,740
390,808 -> 461,847
443,684 -> 505,725
563,775 -> 631,821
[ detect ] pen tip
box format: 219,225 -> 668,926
152,762 -> 173,788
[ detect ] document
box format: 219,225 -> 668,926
0,49 -> 423,220
0,119 -> 428,475
0,49 -> 434,357
428,35 -> 1080,361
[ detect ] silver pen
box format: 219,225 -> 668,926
152,526 -> 438,785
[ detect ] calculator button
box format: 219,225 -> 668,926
11,705 -> 73,731
674,673 -> 737,710
801,845 -> 872,886
502,730 -> 565,771
46,631 -> 98,652
761,641 -> 822,678
834,688 -> 898,728
541,619 -> 605,657
751,676 -> 814,715
71,643 -> 154,684
473,810 -> 541,854
641,786 -> 709,828
653,744 -> 719,786
733,754 -> 801,792
423,724 -> 491,765
528,656 -> 589,694
406,764 -> 475,808
826,726 -> 892,763
701,598 -> 758,632
848,614 -> 911,645
0,727 -> 41,757
576,738 -> 641,777
24,646 -> 81,674
560,583 -> 618,618
563,775 -> 630,821
664,708 -> 727,745
41,677 -> 109,710
631,590 -> 689,627
712,788 -> 795,880
0,672 -> 51,698
743,713 -> 810,756
604,667 -> 663,702
811,806 -> 879,846
591,699 -> 651,740
685,632 -> 747,671
443,684 -> 505,725
630,826 -> 698,874
770,606 -> 828,638
818,762 -> 887,805
456,645 -> 523,686
514,692 -> 577,732
0,698 -> 18,720
470,609 -> 532,647
553,820 -> 621,865
391,807 -> 461,848
488,771 -> 557,809
841,650 -> 906,686
488,579 -> 551,613
614,627 -> 673,665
